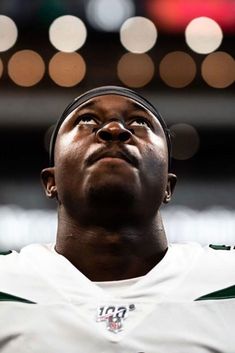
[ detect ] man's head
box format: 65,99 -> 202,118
41,86 -> 176,226
49,86 -> 172,169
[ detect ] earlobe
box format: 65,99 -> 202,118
163,173 -> 177,204
41,168 -> 57,199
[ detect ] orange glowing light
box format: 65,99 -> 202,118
201,52 -> 235,88
49,52 -> 86,87
117,53 -> 154,87
8,50 -> 45,87
159,51 -> 196,88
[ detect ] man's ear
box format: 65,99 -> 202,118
41,167 -> 57,199
163,173 -> 177,204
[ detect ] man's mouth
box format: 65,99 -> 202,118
86,149 -> 139,168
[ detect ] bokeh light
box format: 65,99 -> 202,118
0,58 -> 3,78
0,15 -> 18,52
185,17 -> 223,54
49,52 -> 86,87
170,123 -> 200,160
120,16 -> 157,53
86,0 -> 135,31
49,15 -> 87,52
160,51 -> 196,88
117,53 -> 154,87
8,50 -> 45,87
201,51 -> 235,88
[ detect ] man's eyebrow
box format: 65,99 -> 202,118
75,99 -> 100,110
129,101 -> 151,114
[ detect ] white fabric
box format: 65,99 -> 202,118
0,242 -> 235,352
94,276 -> 142,295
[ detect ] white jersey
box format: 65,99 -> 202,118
0,242 -> 235,353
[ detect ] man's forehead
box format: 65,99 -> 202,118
72,95 -> 154,114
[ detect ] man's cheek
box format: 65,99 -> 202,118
142,143 -> 167,169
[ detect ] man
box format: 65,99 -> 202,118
0,86 -> 235,352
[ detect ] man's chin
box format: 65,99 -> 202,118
82,183 -> 142,228
86,182 -> 137,206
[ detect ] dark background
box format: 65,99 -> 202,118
0,0 -> 234,210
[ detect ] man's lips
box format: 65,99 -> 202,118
86,149 -> 139,168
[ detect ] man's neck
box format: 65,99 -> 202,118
55,211 -> 168,281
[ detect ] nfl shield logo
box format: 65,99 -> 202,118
107,316 -> 123,333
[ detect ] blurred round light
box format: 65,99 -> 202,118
117,53 -> 154,87
120,16 -> 157,53
170,123 -> 200,160
86,0 -> 135,32
185,17 -> 223,54
201,51 -> 235,88
160,51 -> 196,88
49,52 -> 86,87
0,58 -> 3,78
0,15 -> 18,52
49,15 -> 87,52
8,50 -> 45,87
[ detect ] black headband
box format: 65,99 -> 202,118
49,86 -> 172,169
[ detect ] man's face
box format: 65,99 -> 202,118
43,94 -> 174,223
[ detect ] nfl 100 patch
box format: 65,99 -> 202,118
96,303 -> 135,333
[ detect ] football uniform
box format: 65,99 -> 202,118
0,242 -> 235,353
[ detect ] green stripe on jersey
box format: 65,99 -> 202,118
0,292 -> 36,304
209,244 -> 235,250
195,285 -> 235,301
0,250 -> 12,255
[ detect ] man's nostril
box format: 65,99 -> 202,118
119,131 -> 131,142
98,130 -> 112,141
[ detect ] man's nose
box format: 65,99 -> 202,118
96,120 -> 132,143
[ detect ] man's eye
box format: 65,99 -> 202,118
77,116 -> 97,125
130,118 -> 150,128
